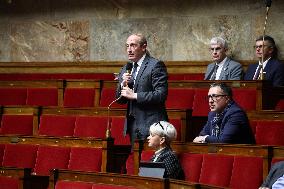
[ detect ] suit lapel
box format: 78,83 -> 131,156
134,55 -> 149,91
205,64 -> 215,80
219,58 -> 230,80
263,58 -> 273,72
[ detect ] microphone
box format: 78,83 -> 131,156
105,62 -> 133,138
126,62 -> 133,74
264,0 -> 272,7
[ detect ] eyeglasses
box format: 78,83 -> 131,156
206,94 -> 227,101
209,47 -> 223,52
253,45 -> 271,49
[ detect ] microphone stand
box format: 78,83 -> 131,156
106,96 -> 122,138
259,3 -> 271,80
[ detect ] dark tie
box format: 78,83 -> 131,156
210,65 -> 219,80
253,65 -> 261,80
128,62 -> 138,117
128,62 -> 138,89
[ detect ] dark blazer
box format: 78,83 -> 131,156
204,57 -> 243,80
200,101 -> 255,144
244,58 -> 284,86
116,54 -> 168,140
151,147 -> 184,180
261,161 -> 284,188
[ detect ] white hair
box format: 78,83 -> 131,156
210,37 -> 228,49
149,121 -> 177,144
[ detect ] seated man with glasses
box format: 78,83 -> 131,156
244,35 -> 284,86
204,37 -> 243,80
193,83 -> 255,144
147,121 -> 184,179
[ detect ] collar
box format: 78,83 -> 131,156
154,147 -> 166,156
258,57 -> 271,69
216,57 -> 227,67
135,53 -> 146,67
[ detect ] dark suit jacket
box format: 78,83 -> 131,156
200,101 -> 255,144
204,57 -> 243,80
244,58 -> 284,86
151,147 -> 184,180
116,54 -> 168,140
261,161 -> 284,188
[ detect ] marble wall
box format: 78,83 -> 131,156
0,0 -> 283,62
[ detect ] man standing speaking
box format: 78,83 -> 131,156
115,33 -> 168,146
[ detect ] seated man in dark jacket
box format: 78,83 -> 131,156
244,35 -> 284,87
193,82 -> 255,144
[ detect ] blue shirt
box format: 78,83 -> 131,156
272,174 -> 284,189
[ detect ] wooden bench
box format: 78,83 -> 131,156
49,169 -> 166,189
131,142 -> 270,189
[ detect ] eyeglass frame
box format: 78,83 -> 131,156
206,94 -> 228,101
253,45 -> 271,49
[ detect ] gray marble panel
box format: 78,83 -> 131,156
171,15 -> 255,61
10,20 -> 89,62
0,21 -> 11,62
90,18 -> 172,61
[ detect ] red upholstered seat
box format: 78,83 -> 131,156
249,120 -> 258,136
166,88 -> 195,109
192,89 -> 209,116
126,153 -> 134,175
64,88 -> 96,107
229,156 -> 263,189
92,184 -> 137,189
99,88 -> 127,108
183,73 -> 204,80
255,120 -> 284,146
0,176 -> 19,189
199,154 -> 234,188
179,153 -> 203,182
55,181 -> 93,189
232,89 -> 257,111
0,144 -> 5,165
68,147 -> 102,172
168,118 -> 182,141
141,150 -> 155,161
27,88 -> 58,106
0,88 -> 27,105
39,115 -> 76,137
111,117 -> 130,145
33,146 -> 70,176
74,116 -> 108,138
0,115 -> 34,135
2,144 -> 38,168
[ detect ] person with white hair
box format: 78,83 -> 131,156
204,37 -> 243,80
147,121 -> 184,179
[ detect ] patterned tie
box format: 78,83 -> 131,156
210,65 -> 219,80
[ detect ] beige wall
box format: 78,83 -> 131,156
0,0 -> 283,62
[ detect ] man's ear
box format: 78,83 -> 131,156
142,43 -> 147,51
